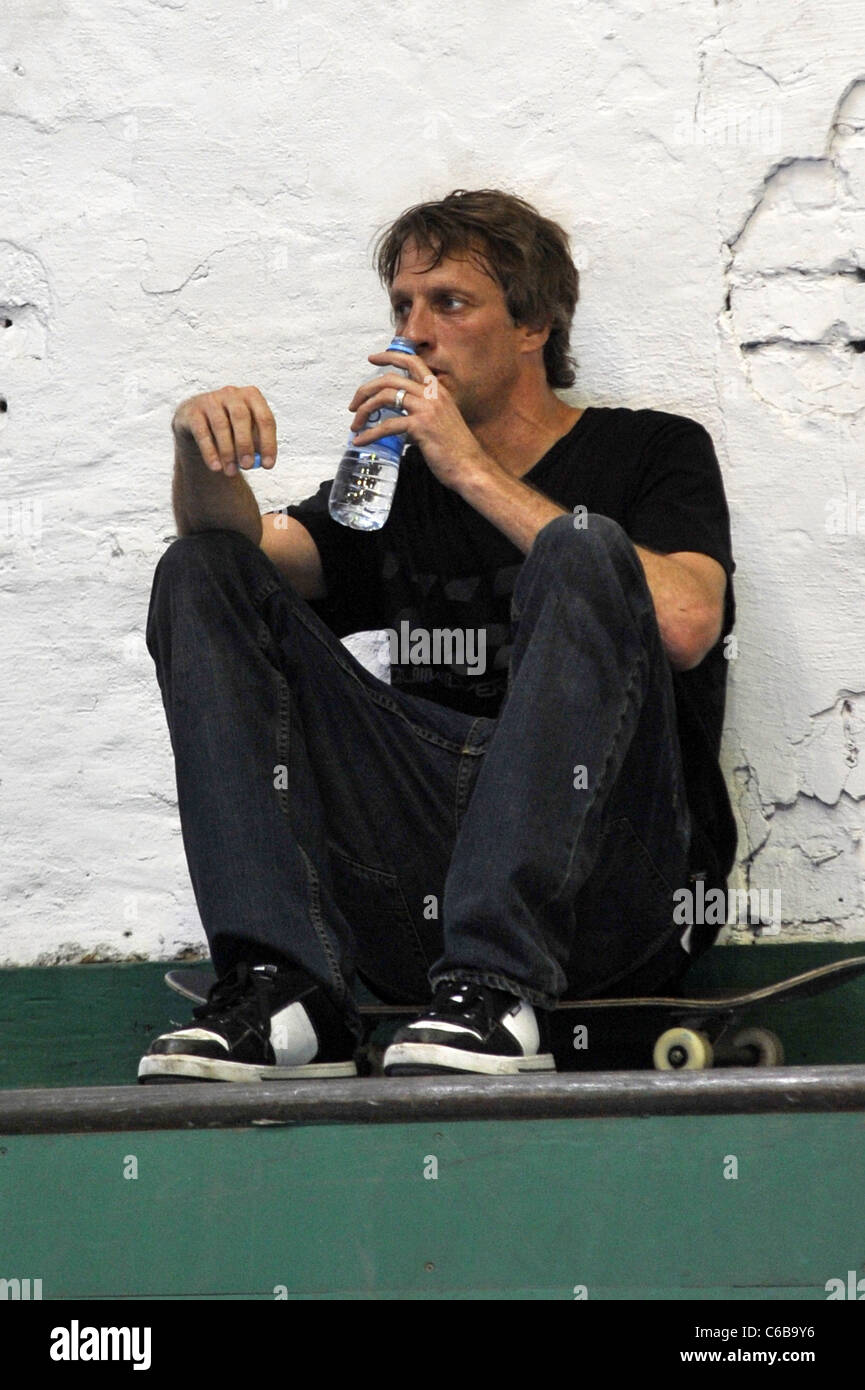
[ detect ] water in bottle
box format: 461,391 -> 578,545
328,336 -> 416,530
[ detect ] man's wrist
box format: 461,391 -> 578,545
452,450 -> 513,506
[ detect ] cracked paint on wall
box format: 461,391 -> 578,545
727,81 -> 865,417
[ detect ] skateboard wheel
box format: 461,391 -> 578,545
731,1027 -> 784,1066
654,1028 -> 714,1071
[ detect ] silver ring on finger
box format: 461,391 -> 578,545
394,388 -> 407,411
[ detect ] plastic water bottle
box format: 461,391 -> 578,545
328,336 -> 416,530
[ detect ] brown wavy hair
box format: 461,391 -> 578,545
372,189 -> 579,389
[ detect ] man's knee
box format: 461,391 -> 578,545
524,511 -> 639,585
150,529 -> 264,600
146,530 -> 268,657
155,527 -> 258,573
533,509 -> 629,554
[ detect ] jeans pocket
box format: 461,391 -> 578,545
566,815 -> 687,996
328,845 -> 436,1003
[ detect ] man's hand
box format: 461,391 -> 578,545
173,386 -> 278,477
170,385 -> 275,544
348,349 -> 494,493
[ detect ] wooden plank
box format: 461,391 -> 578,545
0,1111 -> 863,1299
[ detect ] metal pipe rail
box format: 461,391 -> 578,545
2,1063 -> 865,1134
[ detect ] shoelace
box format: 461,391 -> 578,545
192,962 -> 274,1034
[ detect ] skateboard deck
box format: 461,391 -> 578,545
164,956 -> 865,1072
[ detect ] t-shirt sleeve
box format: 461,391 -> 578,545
624,413 -> 735,577
263,479 -> 386,637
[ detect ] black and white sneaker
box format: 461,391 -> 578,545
138,962 -> 358,1083
382,980 -> 556,1076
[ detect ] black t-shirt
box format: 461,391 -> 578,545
268,406 -> 737,885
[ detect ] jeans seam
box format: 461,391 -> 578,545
453,717 -> 489,834
270,652 -> 345,1002
297,843 -> 346,1004
274,664 -> 291,820
552,644 -> 647,901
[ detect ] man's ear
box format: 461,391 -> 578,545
518,319 -> 552,355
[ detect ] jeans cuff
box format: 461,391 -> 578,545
430,969 -> 557,1011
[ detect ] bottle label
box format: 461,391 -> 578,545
343,338 -> 415,458
346,428 -> 404,459
371,432 -> 404,456
349,341 -> 414,458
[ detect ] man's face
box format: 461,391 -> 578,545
388,238 -> 537,426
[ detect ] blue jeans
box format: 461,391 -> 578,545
145,513 -> 693,1039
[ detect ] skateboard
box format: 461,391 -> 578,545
164,956 -> 865,1072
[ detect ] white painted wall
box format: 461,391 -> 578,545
2,0 -> 864,964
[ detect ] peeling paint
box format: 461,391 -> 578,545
727,81 -> 865,416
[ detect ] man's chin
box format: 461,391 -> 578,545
435,378 -> 476,424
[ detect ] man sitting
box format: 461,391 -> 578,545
139,188 -> 736,1083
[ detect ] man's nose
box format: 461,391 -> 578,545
401,300 -> 435,348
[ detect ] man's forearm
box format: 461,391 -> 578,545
172,435 -> 263,545
458,463 -> 566,554
455,458 -> 722,671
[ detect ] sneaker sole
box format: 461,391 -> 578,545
138,1054 -> 357,1084
382,1043 -> 556,1077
